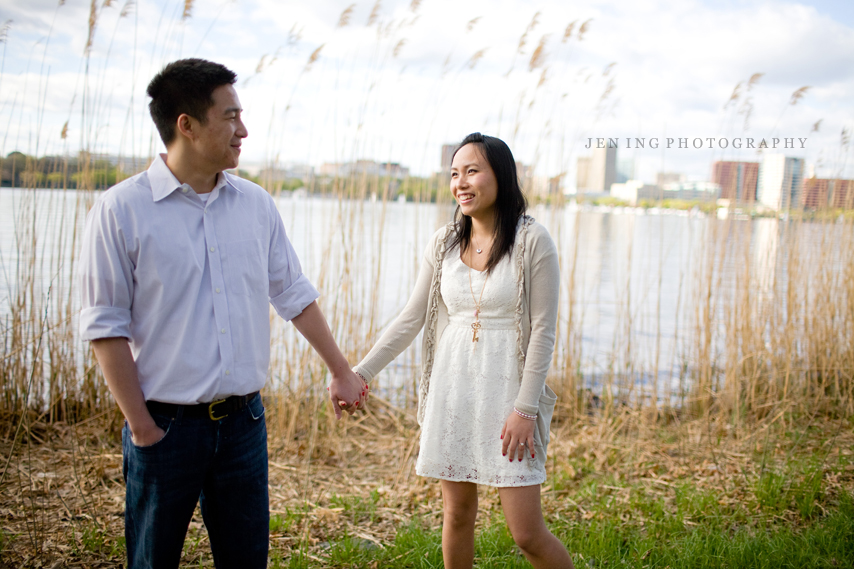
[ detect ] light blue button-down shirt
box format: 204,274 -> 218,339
79,154 -> 319,404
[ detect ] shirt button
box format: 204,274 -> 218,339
210,247 -> 215,252
181,187 -> 189,193
215,288 -> 221,293
225,370 -> 231,376
221,328 -> 226,334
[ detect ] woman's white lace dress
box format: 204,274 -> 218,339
414,247 -> 547,486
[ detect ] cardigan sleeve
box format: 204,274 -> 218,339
513,225 -> 560,415
353,232 -> 438,383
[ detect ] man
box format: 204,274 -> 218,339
79,58 -> 365,568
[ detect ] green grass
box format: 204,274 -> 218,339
77,523 -> 124,559
274,485 -> 854,568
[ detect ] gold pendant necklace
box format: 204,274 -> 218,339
468,251 -> 488,343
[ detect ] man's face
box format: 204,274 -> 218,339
194,84 -> 248,172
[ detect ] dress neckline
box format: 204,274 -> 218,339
457,246 -> 487,273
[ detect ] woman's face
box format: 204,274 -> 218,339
450,143 -> 498,222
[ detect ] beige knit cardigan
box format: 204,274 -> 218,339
353,215 -> 560,425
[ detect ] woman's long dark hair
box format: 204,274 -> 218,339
448,132 -> 528,274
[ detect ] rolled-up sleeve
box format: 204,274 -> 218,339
79,199 -> 134,340
267,199 -> 319,321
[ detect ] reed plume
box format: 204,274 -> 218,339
577,18 -> 592,40
367,0 -> 381,26
182,0 -> 193,21
562,20 -> 577,43
338,4 -> 355,28
517,11 -> 540,54
528,34 -> 548,72
304,44 -> 324,72
119,0 -> 134,18
724,82 -> 741,109
466,48 -> 487,70
0,20 -> 11,44
393,38 -> 406,58
789,86 -> 810,106
287,23 -> 302,48
85,0 -> 98,55
747,72 -> 763,89
255,54 -> 268,74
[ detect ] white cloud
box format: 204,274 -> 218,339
0,0 -> 851,181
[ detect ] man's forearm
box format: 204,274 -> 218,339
291,300 -> 365,418
290,301 -> 350,374
91,337 -> 159,439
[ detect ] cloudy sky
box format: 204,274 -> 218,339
1,0 -> 853,187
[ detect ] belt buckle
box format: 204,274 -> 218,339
208,399 -> 228,421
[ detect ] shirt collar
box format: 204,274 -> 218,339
148,154 -> 240,202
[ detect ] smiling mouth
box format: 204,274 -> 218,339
458,193 -> 474,203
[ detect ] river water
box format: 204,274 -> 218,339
0,187 -> 842,403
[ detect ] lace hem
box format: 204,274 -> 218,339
416,462 -> 546,487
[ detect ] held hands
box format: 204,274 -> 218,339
500,411 -> 536,462
327,369 -> 369,419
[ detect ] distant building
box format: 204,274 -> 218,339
589,146 -> 617,193
548,174 -> 565,197
320,160 -> 410,179
576,156 -> 591,192
661,181 -> 721,201
610,180 -> 660,205
758,154 -> 804,210
90,153 -> 150,175
656,172 -> 685,186
577,146 -> 617,193
441,144 -> 456,172
616,158 -> 634,184
516,161 -> 534,186
802,178 -> 854,209
258,163 -> 314,184
712,161 -> 759,202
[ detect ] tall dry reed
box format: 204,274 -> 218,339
1,3 -> 852,461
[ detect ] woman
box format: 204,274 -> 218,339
354,133 -> 574,569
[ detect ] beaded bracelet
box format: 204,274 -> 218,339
354,371 -> 369,389
514,407 -> 537,420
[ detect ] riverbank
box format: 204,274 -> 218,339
2,406 -> 852,568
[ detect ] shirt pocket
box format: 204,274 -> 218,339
222,239 -> 266,297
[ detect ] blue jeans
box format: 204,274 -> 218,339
121,393 -> 269,569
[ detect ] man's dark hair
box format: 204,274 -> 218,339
449,132 -> 528,274
146,58 -> 237,145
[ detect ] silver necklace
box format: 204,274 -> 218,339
472,233 -> 483,254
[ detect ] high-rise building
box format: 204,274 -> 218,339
616,158 -> 634,184
577,146 -> 616,193
576,156 -> 591,192
441,144 -> 457,172
712,161 -> 759,202
588,146 -> 617,193
757,154 -> 804,210
802,178 -> 854,209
